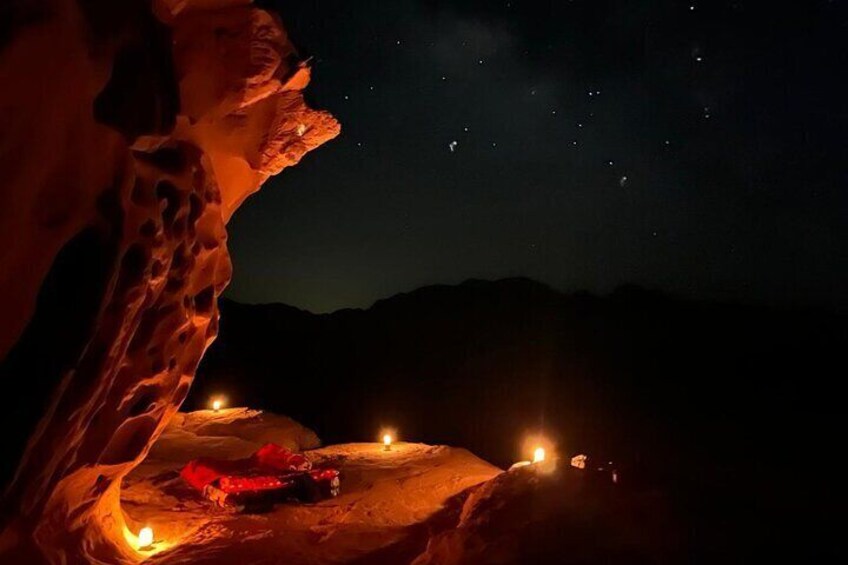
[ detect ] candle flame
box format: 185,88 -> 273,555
138,526 -> 153,549
212,399 -> 222,412
380,428 -> 397,451
533,447 -> 546,464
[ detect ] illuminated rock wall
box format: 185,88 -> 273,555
0,1 -> 338,562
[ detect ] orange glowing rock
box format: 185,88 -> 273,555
571,454 -> 587,469
0,1 -> 338,562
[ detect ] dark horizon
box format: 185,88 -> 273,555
200,275 -> 845,471
225,275 -> 847,317
225,0 -> 847,313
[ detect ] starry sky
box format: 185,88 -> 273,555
228,0 -> 847,312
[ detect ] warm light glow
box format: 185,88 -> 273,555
212,398 -> 222,412
520,434 -> 557,473
533,447 -> 546,464
379,428 -> 398,451
138,526 -> 154,549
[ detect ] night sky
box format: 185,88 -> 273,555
228,0 -> 847,312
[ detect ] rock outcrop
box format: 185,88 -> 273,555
0,1 -> 338,562
120,410 -> 502,564
120,410 -> 672,564
411,465 -> 678,565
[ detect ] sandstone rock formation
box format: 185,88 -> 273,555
119,410 -> 502,564
119,409 -> 673,564
0,1 -> 338,562
410,464 -> 678,565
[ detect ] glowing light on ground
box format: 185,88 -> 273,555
379,428 -> 398,451
518,434 -> 557,473
533,447 -> 546,464
122,518 -> 192,557
138,526 -> 153,550
211,397 -> 224,412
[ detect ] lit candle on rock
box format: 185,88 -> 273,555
138,526 -> 154,550
533,447 -> 546,464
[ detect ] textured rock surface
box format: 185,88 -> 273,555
411,465 -> 678,565
0,1 -> 338,562
146,408 -> 322,464
119,410 -> 501,564
120,410 -> 672,564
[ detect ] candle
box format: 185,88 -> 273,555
138,526 -> 153,549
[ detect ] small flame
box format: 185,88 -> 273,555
380,428 -> 397,451
138,526 -> 154,549
212,399 -> 222,412
533,447 -> 546,464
